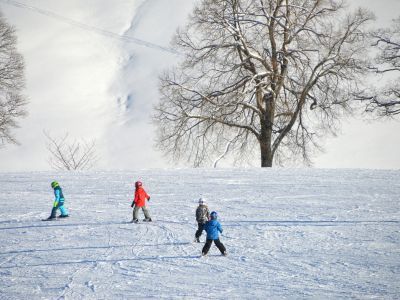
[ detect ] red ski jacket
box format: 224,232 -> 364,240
133,187 -> 150,207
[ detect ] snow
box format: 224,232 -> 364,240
0,168 -> 399,299
1,1 -> 400,171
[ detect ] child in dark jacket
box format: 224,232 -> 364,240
202,211 -> 227,256
194,198 -> 210,242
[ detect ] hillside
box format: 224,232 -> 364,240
0,169 -> 399,299
1,0 -> 400,171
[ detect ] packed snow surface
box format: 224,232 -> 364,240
0,168 -> 399,299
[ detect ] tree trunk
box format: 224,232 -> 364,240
260,138 -> 273,167
259,89 -> 274,168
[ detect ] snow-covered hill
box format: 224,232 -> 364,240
1,0 -> 400,171
0,0 -> 196,171
0,169 -> 399,299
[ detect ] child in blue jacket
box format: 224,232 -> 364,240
202,211 -> 227,256
44,181 -> 69,220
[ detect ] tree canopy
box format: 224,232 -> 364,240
154,0 -> 373,167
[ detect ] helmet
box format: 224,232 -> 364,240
135,181 -> 142,188
198,197 -> 206,205
210,211 -> 218,220
51,181 -> 59,188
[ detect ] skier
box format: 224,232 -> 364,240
202,211 -> 227,256
44,181 -> 69,220
130,180 -> 152,223
194,197 -> 210,242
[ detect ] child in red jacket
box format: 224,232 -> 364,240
130,181 -> 152,223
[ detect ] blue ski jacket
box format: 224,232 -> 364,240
204,219 -> 223,240
53,186 -> 65,207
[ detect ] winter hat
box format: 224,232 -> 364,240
135,181 -> 142,188
210,211 -> 218,220
198,197 -> 206,205
51,181 -> 59,188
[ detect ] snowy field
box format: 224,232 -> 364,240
0,168 -> 399,299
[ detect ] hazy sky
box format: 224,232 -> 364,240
0,0 -> 399,171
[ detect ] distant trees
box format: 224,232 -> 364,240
0,13 -> 27,147
154,0 -> 373,167
44,131 -> 99,170
357,17 -> 400,116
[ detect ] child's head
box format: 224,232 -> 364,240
198,197 -> 206,205
135,181 -> 143,189
210,211 -> 218,220
51,181 -> 59,189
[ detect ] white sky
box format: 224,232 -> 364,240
0,0 -> 399,171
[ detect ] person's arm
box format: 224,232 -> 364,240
131,191 -> 138,207
218,222 -> 223,234
53,189 -> 61,207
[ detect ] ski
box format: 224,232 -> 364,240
41,218 -> 59,221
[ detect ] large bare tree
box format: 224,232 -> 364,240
0,12 -> 27,147
154,0 -> 373,167
357,17 -> 400,116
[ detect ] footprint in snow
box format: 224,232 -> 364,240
85,281 -> 95,292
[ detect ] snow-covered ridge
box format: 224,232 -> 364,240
0,168 -> 399,298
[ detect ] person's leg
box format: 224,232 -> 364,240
195,223 -> 203,241
202,239 -> 213,255
49,206 -> 57,219
133,206 -> 140,221
59,205 -> 68,217
142,206 -> 151,220
214,239 -> 227,254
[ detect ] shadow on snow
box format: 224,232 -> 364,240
0,242 -> 191,256
0,254 -> 202,269
0,219 -> 398,232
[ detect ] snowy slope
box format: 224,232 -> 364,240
0,169 -> 399,299
0,0 -> 196,171
1,1 -> 400,171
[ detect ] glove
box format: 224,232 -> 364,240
147,196 -> 150,202
130,203 -> 134,208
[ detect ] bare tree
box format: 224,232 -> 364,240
44,131 -> 99,170
356,17 -> 400,116
0,12 -> 27,147
154,0 -> 373,167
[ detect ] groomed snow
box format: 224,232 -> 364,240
0,168 -> 399,299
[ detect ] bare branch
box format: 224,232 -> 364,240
0,13 -> 27,147
359,17 -> 400,116
155,0 -> 373,167
44,131 -> 99,170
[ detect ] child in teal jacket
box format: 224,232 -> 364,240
44,181 -> 69,220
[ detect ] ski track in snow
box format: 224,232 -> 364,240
0,169 -> 399,299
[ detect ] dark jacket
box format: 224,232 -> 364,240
196,205 -> 210,224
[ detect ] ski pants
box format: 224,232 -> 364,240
133,205 -> 151,220
50,202 -> 68,218
195,222 -> 205,238
202,239 -> 226,255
